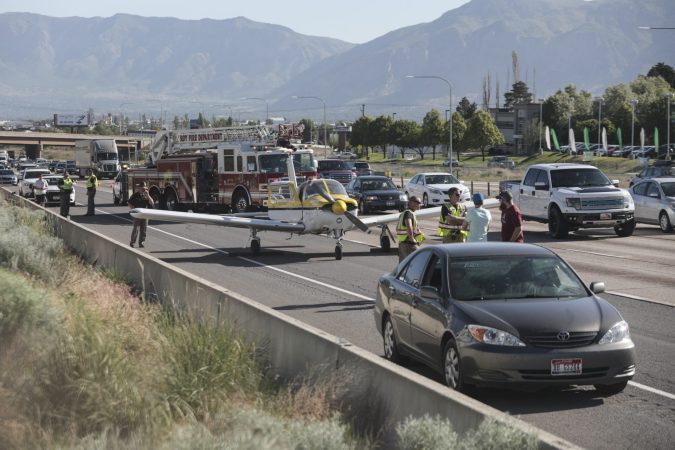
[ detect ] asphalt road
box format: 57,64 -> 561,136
11,182 -> 675,450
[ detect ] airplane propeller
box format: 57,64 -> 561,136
313,180 -> 369,232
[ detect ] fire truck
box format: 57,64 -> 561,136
123,124 -> 317,213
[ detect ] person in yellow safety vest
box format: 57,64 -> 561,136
396,195 -> 426,262
85,169 -> 99,216
438,186 -> 467,243
57,171 -> 74,218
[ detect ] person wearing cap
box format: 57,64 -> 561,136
396,195 -> 426,262
84,168 -> 99,216
57,171 -> 74,217
438,187 -> 467,243
127,181 -> 155,248
497,190 -> 524,242
462,192 -> 492,242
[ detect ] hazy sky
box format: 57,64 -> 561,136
0,0 -> 471,43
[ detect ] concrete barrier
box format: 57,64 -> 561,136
0,188 -> 578,449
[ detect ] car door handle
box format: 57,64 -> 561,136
390,287 -> 396,296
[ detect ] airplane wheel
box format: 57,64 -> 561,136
380,235 -> 391,252
251,238 -> 261,254
335,244 -> 343,260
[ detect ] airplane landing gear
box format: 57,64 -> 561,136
379,225 -> 394,252
251,238 -> 261,254
335,243 -> 343,260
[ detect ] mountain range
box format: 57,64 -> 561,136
0,0 -> 673,121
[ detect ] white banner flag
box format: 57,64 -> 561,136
569,128 -> 576,154
545,126 -> 551,150
602,127 -> 607,152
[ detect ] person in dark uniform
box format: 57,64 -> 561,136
57,171 -> 74,217
85,169 -> 99,215
127,181 -> 154,248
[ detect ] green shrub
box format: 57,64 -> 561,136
160,314 -> 264,419
461,417 -> 537,450
396,414 -> 458,450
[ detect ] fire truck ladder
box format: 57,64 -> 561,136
147,125 -> 275,165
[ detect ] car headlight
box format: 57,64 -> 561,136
624,194 -> 634,208
566,198 -> 581,210
670,202 -> 675,210
399,193 -> 408,201
468,325 -> 525,346
598,320 -> 631,344
429,188 -> 443,195
365,195 -> 378,201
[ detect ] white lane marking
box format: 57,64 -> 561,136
97,209 -> 374,302
628,381 -> 675,401
555,248 -> 629,259
97,209 -> 675,401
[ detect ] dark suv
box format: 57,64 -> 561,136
317,159 -> 356,184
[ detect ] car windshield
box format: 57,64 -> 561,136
550,168 -> 611,188
362,179 -> 396,191
0,170 -> 13,175
425,174 -> 459,184
319,160 -> 353,170
449,255 -> 587,301
661,182 -> 675,197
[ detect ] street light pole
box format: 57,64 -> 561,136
666,93 -> 673,160
243,97 -> 269,124
596,97 -> 603,145
630,99 -> 638,149
293,95 -> 327,158
538,99 -> 544,153
406,75 -> 453,171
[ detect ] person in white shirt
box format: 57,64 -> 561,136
463,192 -> 492,242
32,172 -> 48,206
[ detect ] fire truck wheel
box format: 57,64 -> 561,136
232,190 -> 250,213
163,189 -> 178,211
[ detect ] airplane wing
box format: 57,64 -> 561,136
129,208 -> 305,233
358,198 -> 500,228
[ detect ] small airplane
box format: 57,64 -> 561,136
130,153 -> 492,259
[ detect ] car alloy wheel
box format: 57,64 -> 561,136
659,211 -> 673,233
422,193 -> 429,208
383,316 -> 402,363
443,339 -> 463,391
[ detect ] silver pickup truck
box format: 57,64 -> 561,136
501,163 -> 635,238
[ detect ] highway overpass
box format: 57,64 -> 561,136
0,131 -> 144,160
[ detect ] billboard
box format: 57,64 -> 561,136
54,113 -> 91,127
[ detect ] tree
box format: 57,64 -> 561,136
444,112 -> 467,156
349,116 -> 373,154
647,62 -> 675,89
456,97 -> 477,120
299,118 -> 315,143
372,115 -> 395,157
503,81 -> 533,109
390,120 -> 420,158
421,109 -> 444,160
464,110 -> 504,161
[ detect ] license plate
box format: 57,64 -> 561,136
600,212 -> 612,220
551,358 -> 582,376
386,201 -> 395,206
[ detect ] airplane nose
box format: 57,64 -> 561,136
332,199 -> 348,215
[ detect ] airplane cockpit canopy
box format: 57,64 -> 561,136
300,179 -> 348,201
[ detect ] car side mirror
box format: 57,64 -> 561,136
534,181 -> 549,190
611,179 -> 620,187
420,285 -> 440,299
589,281 -> 605,294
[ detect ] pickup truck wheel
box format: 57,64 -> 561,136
548,207 -> 569,238
614,219 -> 635,237
659,211 -> 673,233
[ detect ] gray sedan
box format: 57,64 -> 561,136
373,243 -> 636,394
629,177 -> 675,232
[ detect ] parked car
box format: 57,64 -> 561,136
487,156 -> 516,169
346,176 -> 407,214
628,161 -> 674,187
404,172 -> 471,207
0,169 -> 17,185
19,168 -> 52,197
441,159 -> 460,168
629,177 -> 675,232
373,242 -> 636,394
42,174 -> 76,206
353,161 -> 374,176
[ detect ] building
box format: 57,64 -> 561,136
489,102 -> 542,154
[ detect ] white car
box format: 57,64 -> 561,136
403,172 -> 471,208
42,174 -> 75,206
19,168 -> 52,197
